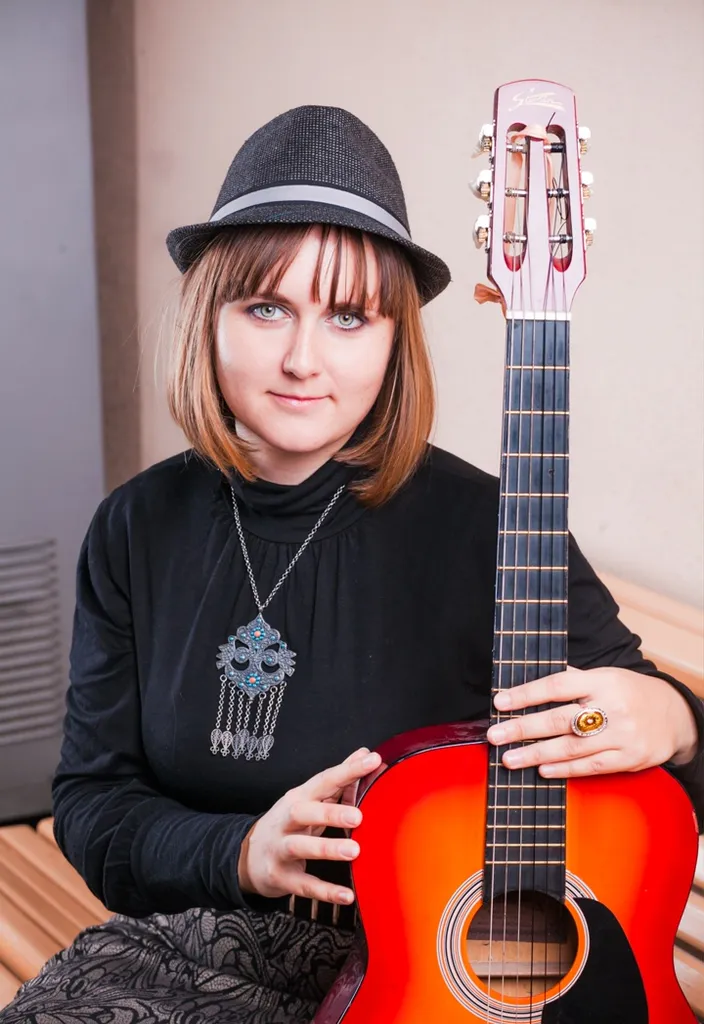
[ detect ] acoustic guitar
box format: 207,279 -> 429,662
315,79 -> 698,1023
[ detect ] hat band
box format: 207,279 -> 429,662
209,184 -> 411,241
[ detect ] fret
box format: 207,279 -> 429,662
486,842 -> 565,848
505,410 -> 568,416
494,659 -> 566,665
487,786 -> 564,794
496,599 -> 567,603
503,454 -> 568,458
486,859 -> 556,865
506,365 -> 568,370
491,805 -> 564,810
489,823 -> 565,829
498,529 -> 569,534
501,493 -> 569,498
496,566 -> 568,571
495,630 -> 567,635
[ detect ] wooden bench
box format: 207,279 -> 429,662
0,574 -> 701,1013
0,819 -> 111,1008
0,817 -> 702,1014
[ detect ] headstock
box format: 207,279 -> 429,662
472,80 -> 595,319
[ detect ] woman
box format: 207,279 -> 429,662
2,105 -> 702,1024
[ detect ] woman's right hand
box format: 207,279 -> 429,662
237,746 -> 382,905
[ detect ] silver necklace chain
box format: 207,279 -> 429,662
229,482 -> 347,611
211,480 -> 346,762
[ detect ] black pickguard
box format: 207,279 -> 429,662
541,898 -> 648,1023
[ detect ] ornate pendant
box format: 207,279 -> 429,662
210,613 -> 296,761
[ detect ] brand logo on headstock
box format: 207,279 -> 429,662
509,88 -> 564,112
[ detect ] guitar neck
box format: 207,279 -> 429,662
485,316 -> 571,902
493,316 -> 571,695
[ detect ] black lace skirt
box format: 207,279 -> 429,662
0,907 -> 355,1024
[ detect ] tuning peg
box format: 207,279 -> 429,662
581,171 -> 594,200
470,169 -> 493,202
474,123 -> 494,156
473,214 -> 491,249
584,217 -> 597,246
578,126 -> 591,155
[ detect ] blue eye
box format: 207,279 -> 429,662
250,304 -> 285,321
331,311 -> 364,331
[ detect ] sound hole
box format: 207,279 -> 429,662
466,891 -> 578,998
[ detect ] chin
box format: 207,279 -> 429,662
256,422 -> 347,458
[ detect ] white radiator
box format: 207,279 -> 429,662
0,540 -> 63,748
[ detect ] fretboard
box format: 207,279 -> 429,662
485,318 -> 570,902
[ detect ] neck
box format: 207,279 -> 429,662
238,428 -> 355,486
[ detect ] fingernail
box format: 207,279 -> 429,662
488,725 -> 508,743
342,808 -> 362,827
341,841 -> 360,860
494,692 -> 511,710
540,764 -> 557,777
503,750 -> 522,767
353,747 -> 370,758
362,753 -> 379,769
339,890 -> 354,904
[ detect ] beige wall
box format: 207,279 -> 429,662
129,0 -> 703,608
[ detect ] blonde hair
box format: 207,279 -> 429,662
167,224 -> 435,506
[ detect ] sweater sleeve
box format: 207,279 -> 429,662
567,535 -> 704,829
52,496 -> 258,917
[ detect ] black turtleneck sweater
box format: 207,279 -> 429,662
53,446 -> 704,918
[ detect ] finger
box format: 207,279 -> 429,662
305,749 -> 382,801
286,871 -> 355,906
487,704 -> 580,746
502,734 -> 613,770
538,749 -> 632,778
340,779 -> 360,807
281,833 -> 360,863
286,798 -> 362,832
494,667 -> 586,712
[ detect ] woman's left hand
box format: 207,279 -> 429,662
486,666 -> 699,778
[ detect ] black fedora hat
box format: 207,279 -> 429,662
166,105 -> 451,305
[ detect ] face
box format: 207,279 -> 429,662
215,228 -> 395,484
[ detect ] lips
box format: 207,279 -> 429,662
269,392 -> 327,405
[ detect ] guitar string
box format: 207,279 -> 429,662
543,134 -> 571,1009
557,136 -> 572,1007
485,124 -> 521,1018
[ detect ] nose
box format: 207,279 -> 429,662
281,316 -> 322,379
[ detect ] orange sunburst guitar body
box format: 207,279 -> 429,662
315,79 -> 698,1023
315,723 -> 697,1023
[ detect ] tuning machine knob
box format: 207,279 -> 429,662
581,171 -> 594,200
470,169 -> 493,202
474,123 -> 494,156
584,217 -> 597,247
578,126 -> 591,155
473,214 -> 491,249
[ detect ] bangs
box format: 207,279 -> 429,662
202,223 -> 413,320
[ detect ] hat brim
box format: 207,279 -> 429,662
165,202 -> 450,305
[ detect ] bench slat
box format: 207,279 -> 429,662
36,817 -> 57,847
0,835 -> 104,946
0,859 -> 82,950
0,892 -> 60,981
694,837 -> 704,894
0,961 -> 21,1011
676,946 -> 704,1018
0,826 -> 109,923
